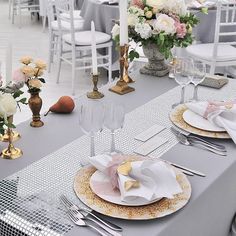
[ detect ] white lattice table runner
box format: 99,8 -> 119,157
1,81 -> 236,236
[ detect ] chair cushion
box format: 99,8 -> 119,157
186,43 -> 236,62
51,19 -> 84,31
60,10 -> 83,20
63,31 -> 111,46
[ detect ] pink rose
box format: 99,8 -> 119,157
12,69 -> 27,83
130,0 -> 144,9
175,21 -> 187,38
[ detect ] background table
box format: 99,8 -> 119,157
0,71 -> 236,236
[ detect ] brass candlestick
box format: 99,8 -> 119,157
0,130 -> 21,142
109,44 -> 135,95
1,116 -> 23,160
123,44 -> 134,84
87,73 -> 104,99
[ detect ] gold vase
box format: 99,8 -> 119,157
28,91 -> 44,127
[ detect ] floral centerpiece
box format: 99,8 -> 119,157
14,56 -> 47,127
112,0 -> 199,76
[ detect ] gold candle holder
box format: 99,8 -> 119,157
1,116 -> 23,160
87,73 -> 104,99
0,130 -> 21,142
123,44 -> 134,84
109,44 -> 135,95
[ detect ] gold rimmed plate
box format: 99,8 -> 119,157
169,104 -> 230,139
73,165 -> 191,220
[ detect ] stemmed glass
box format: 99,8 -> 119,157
191,61 -> 206,101
104,102 -> 125,154
172,58 -> 193,108
78,101 -> 104,157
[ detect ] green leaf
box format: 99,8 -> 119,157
129,50 -> 140,62
201,7 -> 208,14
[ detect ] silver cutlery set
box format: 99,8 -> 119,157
60,195 -> 122,236
171,127 -> 227,156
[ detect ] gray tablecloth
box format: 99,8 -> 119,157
0,71 -> 236,236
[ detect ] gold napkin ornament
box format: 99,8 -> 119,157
117,161 -> 140,191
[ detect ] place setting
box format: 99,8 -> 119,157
169,57 -> 234,156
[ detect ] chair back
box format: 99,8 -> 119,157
45,0 -> 56,29
213,2 -> 236,57
55,0 -> 76,47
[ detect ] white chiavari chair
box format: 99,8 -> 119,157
46,0 -> 84,72
55,0 -> 112,95
11,0 -> 40,28
186,2 -> 236,75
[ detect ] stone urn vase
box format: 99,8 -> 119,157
28,91 -> 44,127
140,43 -> 169,77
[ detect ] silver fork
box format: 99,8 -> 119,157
60,195 -> 122,232
60,195 -> 122,236
66,209 -> 109,236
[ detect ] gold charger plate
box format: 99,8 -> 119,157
169,104 -> 231,139
73,165 -> 191,220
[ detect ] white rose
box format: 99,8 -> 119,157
135,23 -> 152,39
0,93 -> 17,121
111,24 -> 120,39
152,14 -> 176,35
146,0 -> 165,9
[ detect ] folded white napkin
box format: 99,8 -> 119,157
186,101 -> 236,143
89,154 -> 182,204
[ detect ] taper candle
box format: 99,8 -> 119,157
91,21 -> 98,75
119,0 -> 128,46
5,43 -> 12,85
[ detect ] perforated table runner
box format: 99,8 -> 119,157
1,81 -> 236,236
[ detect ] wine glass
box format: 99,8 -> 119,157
172,58 -> 193,108
104,102 -> 125,154
191,61 -> 206,101
78,101 -> 104,157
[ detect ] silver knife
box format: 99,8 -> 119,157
166,160 -> 206,177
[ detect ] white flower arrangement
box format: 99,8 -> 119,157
112,0 -> 200,60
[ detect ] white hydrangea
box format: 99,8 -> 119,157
135,23 -> 152,39
111,23 -> 120,39
152,14 -> 176,35
128,6 -> 144,26
128,6 -> 144,16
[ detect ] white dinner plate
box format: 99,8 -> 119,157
183,109 -> 226,132
90,170 -> 162,206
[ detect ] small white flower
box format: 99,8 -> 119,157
0,93 -> 17,121
152,14 -> 176,35
135,23 -> 152,39
111,24 -> 120,39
